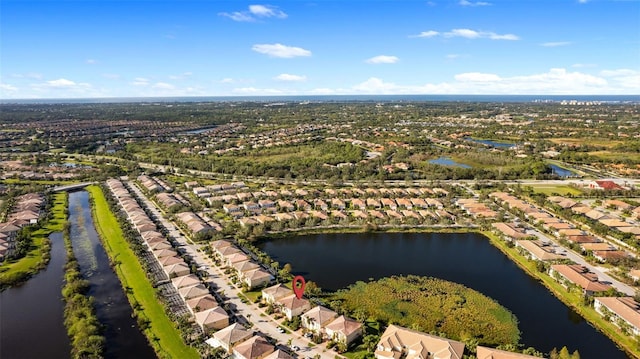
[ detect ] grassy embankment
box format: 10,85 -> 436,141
86,185 -> 199,359
481,230 -> 640,358
0,192 -> 67,289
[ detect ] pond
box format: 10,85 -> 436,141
0,232 -> 71,358
428,156 -> 472,168
68,190 -> 156,359
258,232 -> 630,358
550,164 -> 577,178
465,137 -> 516,149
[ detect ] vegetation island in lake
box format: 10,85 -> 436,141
331,275 -> 520,347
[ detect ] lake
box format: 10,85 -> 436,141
465,137 -> 516,149
0,232 -> 71,358
258,232 -> 630,358
550,164 -> 577,178
68,191 -> 156,359
428,157 -> 472,168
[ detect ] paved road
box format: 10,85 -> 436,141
127,180 -> 341,359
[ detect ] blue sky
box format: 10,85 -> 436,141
1,0 -> 639,98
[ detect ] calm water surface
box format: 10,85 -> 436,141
465,137 -> 516,148
550,164 -> 577,178
428,157 -> 472,168
258,232 -> 630,358
0,232 -> 71,358
68,191 -> 156,359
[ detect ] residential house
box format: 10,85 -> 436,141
549,264 -> 612,295
301,306 -> 338,334
276,294 -> 311,320
195,306 -> 230,332
491,222 -> 528,240
261,284 -> 292,304
206,323 -> 253,352
172,274 -> 201,289
241,268 -> 274,290
164,262 -> 191,278
179,284 -> 210,300
324,315 -> 362,346
515,240 -> 564,261
594,297 -> 640,336
374,324 -> 465,359
233,336 -> 275,359
186,294 -> 219,314
264,349 -> 294,359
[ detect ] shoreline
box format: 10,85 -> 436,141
255,226 -> 639,358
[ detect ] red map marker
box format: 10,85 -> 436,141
292,275 -> 306,299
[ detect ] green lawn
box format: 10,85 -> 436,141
86,185 -> 199,359
0,192 -> 67,287
528,185 -> 583,196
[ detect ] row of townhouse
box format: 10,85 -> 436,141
491,222 -> 566,261
374,324 -> 540,359
205,186 -> 449,205
155,192 -> 189,211
491,192 -> 631,263
455,198 -> 499,219
235,207 -> 455,228
175,211 -> 222,237
593,296 -> 640,337
211,240 -> 274,290
0,192 -> 44,260
137,174 -> 167,193
261,283 -> 363,346
548,195 -> 640,246
107,179 -> 233,334
549,264 -> 613,296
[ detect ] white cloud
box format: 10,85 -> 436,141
572,63 -> 597,68
541,41 -> 572,47
365,55 -> 399,64
599,69 -> 640,89
232,87 -> 283,94
220,4 -> 287,22
252,43 -> 311,58
341,68 -> 629,95
220,78 -> 235,84
43,78 -> 89,88
459,0 -> 491,6
0,83 -> 18,92
28,78 -> 97,97
413,30 -> 439,38
249,5 -> 287,18
578,0 -> 589,3
415,28 -> 519,40
131,77 -> 150,86
153,82 -> 175,90
274,73 -> 307,81
220,11 -> 254,22
86,59 -> 98,64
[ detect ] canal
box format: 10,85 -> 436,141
68,190 -> 156,359
258,232 -> 630,358
0,232 -> 71,358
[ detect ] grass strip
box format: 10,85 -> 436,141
86,185 -> 199,359
0,192 -> 67,289
482,231 -> 640,358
